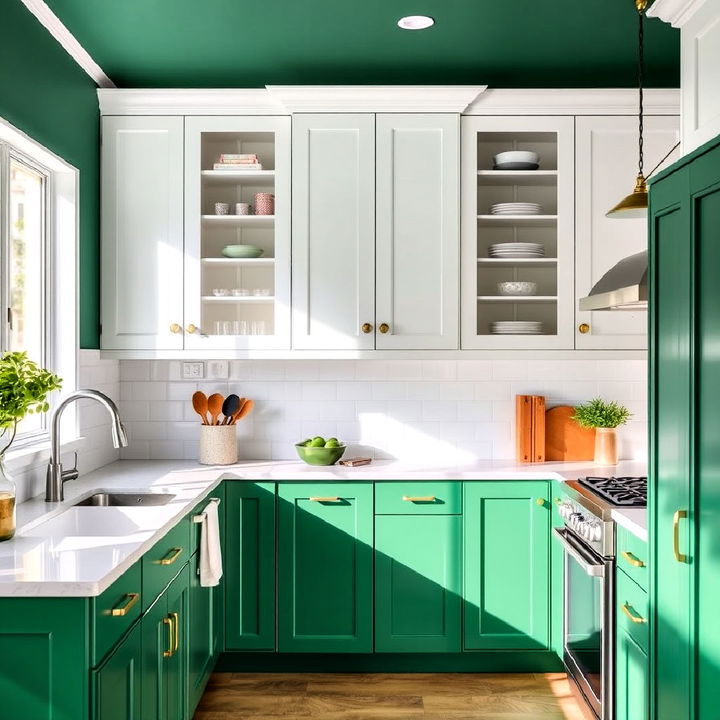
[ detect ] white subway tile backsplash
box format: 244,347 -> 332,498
115,356 -> 648,464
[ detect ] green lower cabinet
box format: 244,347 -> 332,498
375,514 -> 461,652
278,482 -> 373,653
141,563 -> 190,720
93,620 -> 143,720
225,481 -> 276,651
464,481 -> 550,650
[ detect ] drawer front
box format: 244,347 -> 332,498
142,519 -> 191,610
617,567 -> 649,653
617,525 -> 648,592
375,482 -> 461,514
92,560 -> 143,666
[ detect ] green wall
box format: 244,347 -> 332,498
0,1 -> 99,348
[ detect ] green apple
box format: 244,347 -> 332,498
325,438 -> 340,448
309,437 -> 325,447
298,438 -> 312,447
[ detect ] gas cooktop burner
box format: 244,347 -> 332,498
578,476 -> 647,507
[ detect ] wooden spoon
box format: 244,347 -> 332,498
191,391 -> 209,425
207,393 -> 225,426
221,394 -> 241,425
233,398 -> 254,424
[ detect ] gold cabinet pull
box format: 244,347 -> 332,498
309,496 -> 340,502
361,323 -> 373,334
673,510 -> 688,563
169,323 -> 182,334
158,547 -> 183,566
379,323 -> 390,334
171,611 -> 180,652
578,323 -> 590,334
621,550 -> 645,568
403,495 -> 436,502
186,324 -> 198,334
621,603 -> 647,624
162,615 -> 174,657
111,592 -> 140,617
536,498 -> 546,506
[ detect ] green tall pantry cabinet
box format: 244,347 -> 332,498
649,132 -> 720,720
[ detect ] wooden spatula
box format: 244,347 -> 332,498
232,398 -> 254,424
192,391 -> 209,425
207,393 -> 224,426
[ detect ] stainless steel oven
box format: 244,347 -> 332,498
554,526 -> 615,720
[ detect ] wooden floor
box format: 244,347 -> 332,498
193,672 -> 587,719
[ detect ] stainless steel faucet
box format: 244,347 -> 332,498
45,389 -> 129,502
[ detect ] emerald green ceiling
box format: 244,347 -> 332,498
43,0 -> 679,88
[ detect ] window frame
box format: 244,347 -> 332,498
0,118 -> 78,455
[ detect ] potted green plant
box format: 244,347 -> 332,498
0,352 -> 62,540
572,398 -> 632,466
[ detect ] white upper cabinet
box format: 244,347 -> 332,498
292,113 -> 460,351
101,116 -> 185,350
574,115 -> 680,349
292,114 -> 376,350
184,116 -> 291,350
461,116 -> 575,349
375,114 -> 460,350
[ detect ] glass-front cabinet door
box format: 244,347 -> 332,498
460,116 -> 574,349
184,116 -> 291,350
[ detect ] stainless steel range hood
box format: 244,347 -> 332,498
578,250 -> 648,311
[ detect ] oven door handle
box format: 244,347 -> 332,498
552,528 -> 606,577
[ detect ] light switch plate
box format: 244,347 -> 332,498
207,360 -> 229,379
182,362 -> 205,380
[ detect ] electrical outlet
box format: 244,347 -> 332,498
207,360 -> 229,379
182,362 -> 205,380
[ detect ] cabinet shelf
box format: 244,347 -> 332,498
477,215 -> 557,227
477,258 -> 557,267
201,170 -> 275,185
202,295 -> 275,303
476,295 -> 558,302
202,257 -> 275,266
201,215 -> 275,225
476,170 -> 558,186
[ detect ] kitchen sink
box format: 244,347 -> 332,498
73,492 -> 176,507
24,507 -> 167,537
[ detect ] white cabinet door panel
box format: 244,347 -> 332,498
292,114 -> 375,350
375,114 -> 459,350
575,115 -> 680,349
101,116 -> 184,350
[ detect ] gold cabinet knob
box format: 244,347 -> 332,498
578,323 -> 590,334
186,324 -> 198,334
536,498 -> 546,507
361,323 -> 373,334
379,323 -> 390,334
169,323 -> 182,334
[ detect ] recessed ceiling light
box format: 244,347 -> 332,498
397,15 -> 435,30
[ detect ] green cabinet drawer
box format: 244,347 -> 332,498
617,525 -> 648,592
617,567 -> 649,653
375,481 -> 461,514
142,519 -> 191,610
91,560 -> 143,666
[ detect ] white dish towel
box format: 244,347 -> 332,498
200,500 -> 223,587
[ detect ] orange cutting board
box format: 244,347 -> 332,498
545,405 -> 596,461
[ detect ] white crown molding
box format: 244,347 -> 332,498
647,0 -> 707,27
463,88 -> 680,115
20,0 -> 114,88
97,89 -> 287,115
266,85 -> 488,113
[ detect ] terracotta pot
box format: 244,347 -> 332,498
594,427 -> 618,466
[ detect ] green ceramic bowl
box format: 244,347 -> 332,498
221,244 -> 264,259
295,443 -> 347,466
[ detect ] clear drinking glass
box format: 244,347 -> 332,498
213,320 -> 223,335
222,320 -> 233,335
251,320 -> 266,335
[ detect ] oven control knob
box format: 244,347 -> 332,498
589,522 -> 602,542
558,502 -> 573,519
569,512 -> 584,529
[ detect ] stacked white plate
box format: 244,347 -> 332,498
490,321 -> 543,335
489,242 -> 545,258
490,202 -> 543,216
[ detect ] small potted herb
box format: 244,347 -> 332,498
572,398 -> 632,466
0,352 -> 62,540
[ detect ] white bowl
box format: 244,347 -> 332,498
497,281 -> 538,296
493,150 -> 540,165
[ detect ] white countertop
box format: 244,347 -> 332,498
611,508 -> 648,542
0,458 -> 647,597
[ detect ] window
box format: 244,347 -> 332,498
0,118 -> 78,450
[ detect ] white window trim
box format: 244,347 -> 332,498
0,116 -> 79,465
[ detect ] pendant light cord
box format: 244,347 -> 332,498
637,1 -> 645,178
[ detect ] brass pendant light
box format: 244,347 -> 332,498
607,0 -> 649,219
